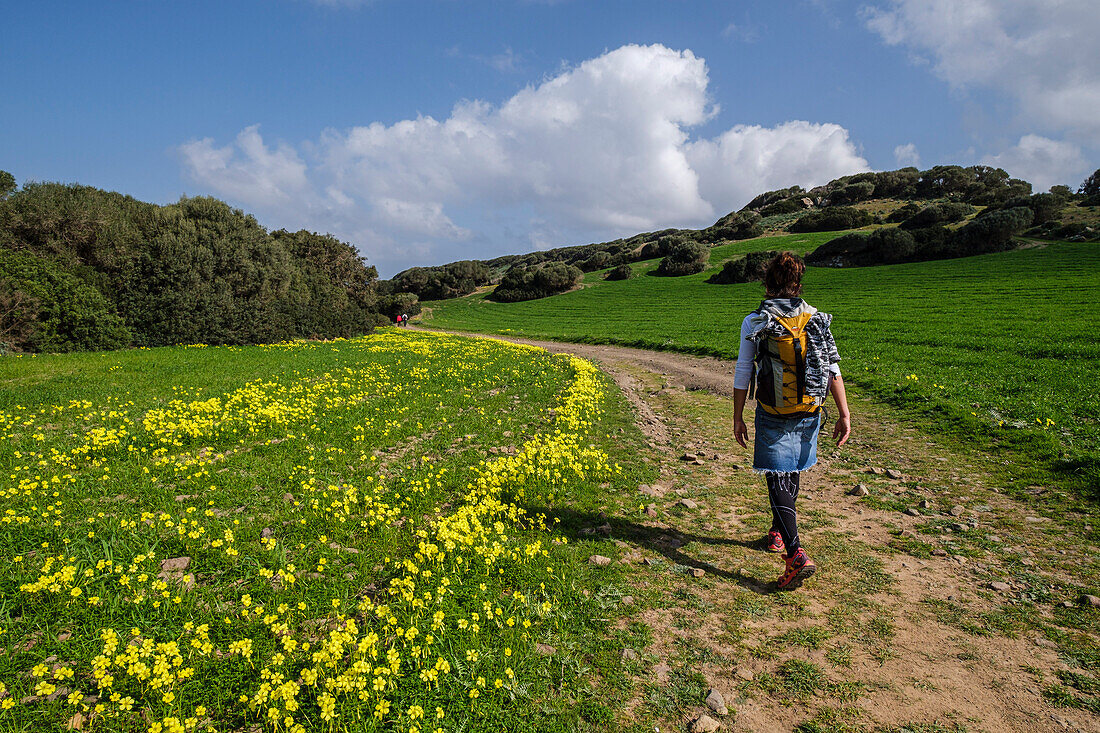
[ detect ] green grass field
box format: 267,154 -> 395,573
424,235 -> 1100,491
0,331 -> 655,732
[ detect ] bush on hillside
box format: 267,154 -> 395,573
789,206 -> 873,233
491,262 -> 582,302
828,181 -> 876,205
741,186 -> 804,212
704,210 -> 763,241
0,249 -> 130,352
654,240 -> 709,277
0,177 -> 382,349
579,251 -> 612,272
806,206 -> 1033,267
377,292 -> 421,321
389,260 -> 492,300
899,202 -> 975,229
707,250 -> 781,284
1079,168 -> 1100,197
759,197 -> 806,217
885,202 -> 921,223
604,264 -> 634,281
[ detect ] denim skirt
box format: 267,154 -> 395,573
753,406 -> 822,473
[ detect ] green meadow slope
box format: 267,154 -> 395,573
424,234 -> 1100,491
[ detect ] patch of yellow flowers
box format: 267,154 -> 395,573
0,331 -> 620,731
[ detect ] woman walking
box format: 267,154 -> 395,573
732,253 -> 851,590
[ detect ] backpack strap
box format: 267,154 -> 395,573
793,336 -> 805,401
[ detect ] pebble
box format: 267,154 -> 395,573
886,469 -> 903,479
645,504 -> 658,518
588,555 -> 612,567
990,581 -> 1012,592
930,548 -> 948,557
1025,516 -> 1051,523
639,485 -> 660,497
681,453 -> 698,461
949,505 -> 965,517
1035,638 -> 1059,649
867,467 -> 885,475
692,568 -> 706,578
704,688 -> 728,716
678,498 -> 699,509
849,484 -> 869,497
905,508 -> 922,517
919,499 -> 932,509
691,714 -> 722,733
734,667 -> 754,681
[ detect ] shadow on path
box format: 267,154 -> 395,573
524,504 -> 775,595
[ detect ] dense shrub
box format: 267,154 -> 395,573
654,240 -> 709,276
1080,168 -> 1100,197
0,249 -> 130,352
604,264 -> 634,281
704,210 -> 763,241
0,175 -> 381,350
885,202 -> 921,223
389,260 -> 493,300
579,251 -> 612,272
759,197 -> 806,217
742,186 -> 804,212
707,250 -> 780,284
829,181 -> 876,205
789,207 -> 874,233
491,262 -> 582,302
807,207 -> 1033,267
899,202 -> 975,229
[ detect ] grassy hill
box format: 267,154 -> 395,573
423,233 -> 1100,493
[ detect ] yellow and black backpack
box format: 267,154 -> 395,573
749,308 -> 826,416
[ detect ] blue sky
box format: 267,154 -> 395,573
2,0 -> 1096,276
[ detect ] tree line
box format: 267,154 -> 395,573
0,174 -> 383,353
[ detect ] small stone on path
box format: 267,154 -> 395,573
930,548 -> 948,557
886,469 -> 903,479
849,484 -> 869,497
905,508 -> 922,517
704,688 -> 728,716
990,581 -> 1012,592
734,667 -> 754,681
867,467 -> 885,475
949,505 -> 965,517
678,498 -> 699,509
588,555 -> 612,567
692,714 -> 722,733
645,504 -> 658,518
691,568 -> 706,578
681,453 -> 698,461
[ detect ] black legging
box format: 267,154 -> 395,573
767,471 -> 800,556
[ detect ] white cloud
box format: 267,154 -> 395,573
179,125 -> 309,208
893,142 -> 920,167
862,0 -> 1100,144
980,134 -> 1085,192
179,44 -> 868,275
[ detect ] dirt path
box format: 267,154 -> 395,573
418,328 -> 1100,733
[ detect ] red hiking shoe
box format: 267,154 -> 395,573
766,530 -> 786,553
777,548 -> 816,591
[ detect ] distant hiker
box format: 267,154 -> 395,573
732,252 -> 851,591
400,313 -> 409,327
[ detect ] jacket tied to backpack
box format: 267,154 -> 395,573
747,298 -> 840,416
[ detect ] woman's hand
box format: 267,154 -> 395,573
734,417 -> 749,448
833,414 -> 851,446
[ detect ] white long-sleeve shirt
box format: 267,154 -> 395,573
733,314 -> 841,391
